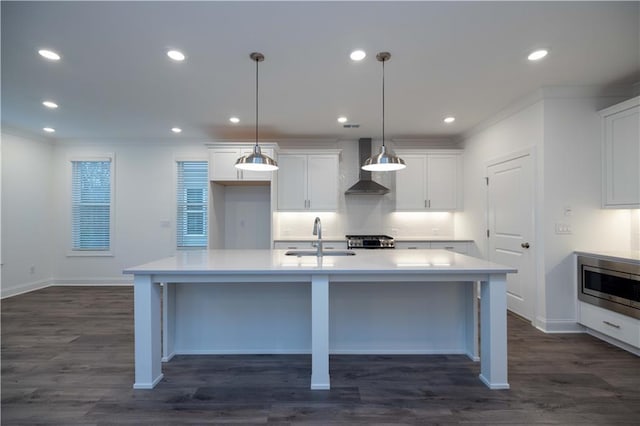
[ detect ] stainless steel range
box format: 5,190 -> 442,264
346,235 -> 395,249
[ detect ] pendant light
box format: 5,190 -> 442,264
235,52 -> 278,171
362,52 -> 406,172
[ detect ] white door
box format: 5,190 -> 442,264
487,152 -> 535,320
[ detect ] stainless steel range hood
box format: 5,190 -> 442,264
345,138 -> 390,195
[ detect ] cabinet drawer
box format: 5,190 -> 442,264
395,242 -> 430,249
430,242 -> 468,254
579,302 -> 640,348
273,241 -> 347,250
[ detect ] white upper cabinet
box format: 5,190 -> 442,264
395,150 -> 462,211
208,144 -> 277,182
277,150 -> 340,211
600,97 -> 640,208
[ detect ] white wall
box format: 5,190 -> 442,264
1,132 -> 54,297
458,89 -> 635,331
542,95 -> 633,325
50,140 -> 208,284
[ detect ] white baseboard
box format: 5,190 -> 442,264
535,316 -> 584,333
1,278 -> 54,299
175,348 -> 468,355
53,277 -> 133,286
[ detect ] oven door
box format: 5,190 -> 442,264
578,256 -> 640,319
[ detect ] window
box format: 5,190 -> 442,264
177,161 -> 208,248
71,159 -> 112,251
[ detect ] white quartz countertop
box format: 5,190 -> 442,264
273,238 -> 473,242
575,250 -> 640,265
124,249 -> 516,275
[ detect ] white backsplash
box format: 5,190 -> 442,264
273,209 -> 455,240
632,210 -> 640,251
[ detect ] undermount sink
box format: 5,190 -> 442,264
285,250 -> 356,257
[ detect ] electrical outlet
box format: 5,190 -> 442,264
555,223 -> 572,234
432,228 -> 440,235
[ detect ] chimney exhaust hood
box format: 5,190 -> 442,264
345,138 -> 390,195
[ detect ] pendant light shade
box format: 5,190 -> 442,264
362,52 -> 406,172
235,52 -> 278,171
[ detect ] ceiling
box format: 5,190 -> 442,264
2,1 -> 639,143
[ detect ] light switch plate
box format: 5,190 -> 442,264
555,223 -> 572,234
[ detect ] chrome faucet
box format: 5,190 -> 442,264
312,217 -> 323,256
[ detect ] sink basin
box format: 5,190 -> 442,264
285,250 -> 355,257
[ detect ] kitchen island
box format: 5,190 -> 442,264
124,249 -> 516,391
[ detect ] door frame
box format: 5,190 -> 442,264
485,147 -> 539,324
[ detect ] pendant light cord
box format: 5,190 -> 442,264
382,58 -> 385,148
255,57 -> 259,148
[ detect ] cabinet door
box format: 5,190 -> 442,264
427,155 -> 459,210
395,155 -> 427,210
307,155 -> 338,210
240,147 -> 275,181
209,149 -> 240,181
604,104 -> 640,207
277,154 -> 307,210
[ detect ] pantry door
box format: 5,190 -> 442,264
487,151 -> 536,321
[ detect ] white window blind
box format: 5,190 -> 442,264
71,160 -> 112,251
177,161 -> 208,248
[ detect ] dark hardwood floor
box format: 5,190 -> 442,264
1,286 -> 639,425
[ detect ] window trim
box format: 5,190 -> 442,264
66,155 -> 115,257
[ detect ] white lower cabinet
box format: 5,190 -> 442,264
273,241 -> 347,250
579,301 -> 640,349
395,241 -> 468,254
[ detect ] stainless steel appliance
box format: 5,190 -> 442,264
578,255 -> 640,319
346,235 -> 395,249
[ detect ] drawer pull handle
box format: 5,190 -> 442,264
408,247 -> 418,250
602,320 -> 621,329
444,246 -> 454,250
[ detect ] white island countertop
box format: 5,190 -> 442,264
124,249 -> 514,276
124,249 -> 515,392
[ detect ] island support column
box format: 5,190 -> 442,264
479,273 -> 509,389
133,274 -> 163,389
311,274 -> 330,390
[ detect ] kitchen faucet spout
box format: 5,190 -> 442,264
312,217 -> 323,256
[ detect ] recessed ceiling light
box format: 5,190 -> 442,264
337,116 -> 348,123
43,127 -> 55,133
444,116 -> 456,124
229,117 -> 240,124
167,50 -> 185,61
171,127 -> 182,133
38,49 -> 61,61
350,50 -> 366,61
527,49 -> 548,61
42,100 -> 58,109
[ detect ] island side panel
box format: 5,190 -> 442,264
479,273 -> 509,389
311,274 -> 330,390
133,274 -> 163,389
162,283 -> 176,362
465,281 -> 480,361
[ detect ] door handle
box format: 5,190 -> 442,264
521,242 -> 530,249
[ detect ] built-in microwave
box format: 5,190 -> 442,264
578,255 -> 640,319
